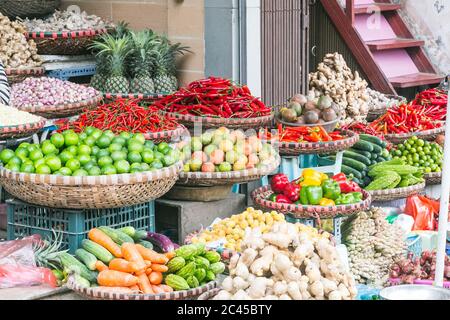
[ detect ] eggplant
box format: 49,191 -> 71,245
145,232 -> 177,253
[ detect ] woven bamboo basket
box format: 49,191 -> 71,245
26,28 -> 108,55
367,182 -> 425,202
275,130 -> 359,156
251,186 -> 371,219
275,114 -> 340,133
384,124 -> 445,144
177,155 -> 280,187
366,95 -> 407,122
102,92 -> 170,103
0,118 -> 46,140
424,172 -> 442,185
67,276 -> 218,300
198,288 -> 221,300
159,110 -> 274,130
5,66 -> 45,84
15,94 -> 103,119
0,161 -> 182,209
143,125 -> 187,144
0,0 -> 60,18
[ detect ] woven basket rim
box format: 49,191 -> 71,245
179,154 -> 280,181
67,276 -> 218,300
143,125 -> 187,140
5,66 -> 45,75
251,185 -> 371,218
424,171 -> 442,179
0,118 -> 46,130
160,110 -> 274,125
0,161 -> 182,186
14,94 -> 103,113
367,182 -> 426,196
384,122 -> 445,140
26,28 -> 108,38
103,92 -> 171,99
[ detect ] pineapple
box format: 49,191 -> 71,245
33,230 -> 67,270
90,54 -> 108,91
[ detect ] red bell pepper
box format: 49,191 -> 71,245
283,182 -> 301,202
332,173 -> 362,193
271,174 -> 289,194
276,194 -> 292,204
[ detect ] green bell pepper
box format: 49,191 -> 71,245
267,193 -> 278,202
321,179 -> 341,200
335,192 -> 362,205
299,186 -> 323,205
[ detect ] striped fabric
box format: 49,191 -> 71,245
0,62 -> 10,105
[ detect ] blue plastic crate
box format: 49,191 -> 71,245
406,234 -> 422,258
7,199 -> 154,253
47,65 -> 96,81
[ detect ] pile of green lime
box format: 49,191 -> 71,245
390,136 -> 443,173
0,128 -> 181,176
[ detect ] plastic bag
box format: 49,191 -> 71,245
0,234 -> 41,267
404,195 -> 440,231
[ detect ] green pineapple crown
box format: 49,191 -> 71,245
129,30 -> 159,78
90,34 -> 133,77
153,35 -> 190,77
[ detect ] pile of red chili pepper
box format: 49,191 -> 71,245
411,88 -> 448,121
259,125 -> 344,143
152,77 -> 271,118
57,99 -> 179,133
370,103 -> 443,134
342,122 -> 386,139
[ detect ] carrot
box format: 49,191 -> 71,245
148,271 -> 163,285
95,260 -> 109,272
135,244 -> 169,264
121,243 -> 146,271
129,285 -> 140,292
144,260 -> 152,266
145,268 -> 153,276
164,251 -> 176,260
109,258 -> 139,273
151,264 -> 168,273
137,273 -> 154,294
97,270 -> 138,287
151,285 -> 165,294
88,228 -> 122,258
160,284 -> 174,293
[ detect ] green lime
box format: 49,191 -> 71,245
101,164 -> 117,175
97,149 -> 110,158
66,159 -> 81,172
91,146 -> 100,156
18,142 -> 30,149
41,143 -> 57,156
151,160 -> 163,170
78,145 -> 92,155
83,161 -> 96,171
140,163 -> 150,171
144,140 -> 155,149
83,135 -> 97,147
20,163 -> 35,173
154,151 -> 164,161
130,163 -> 142,171
77,154 -> 91,166
128,140 -> 144,153
162,155 -> 176,167
90,129 -> 103,140
127,151 -> 142,164
96,135 -> 111,148
88,166 -> 101,176
78,132 -> 87,141
112,137 -> 126,146
64,132 -> 79,147
45,156 -> 62,172
411,136 -> 418,141
59,167 -> 73,176
115,160 -> 130,174
157,142 -> 169,153
103,130 -> 116,140
425,167 -> 432,173
108,143 -> 122,153
141,150 -> 154,164
59,151 -> 74,164
33,158 -> 46,168
0,149 -> 15,164
66,145 -> 78,155
15,148 -> 29,158
98,156 -> 113,168
132,133 -> 146,145
6,163 -> 20,172
84,126 -> 96,136
111,151 -> 127,162
72,169 -> 88,176
36,164 -> 51,174
29,150 -> 44,162
119,132 -> 132,140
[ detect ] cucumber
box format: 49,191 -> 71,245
359,134 -> 384,147
363,176 -> 372,187
75,248 -> 97,271
330,156 -> 366,171
368,142 -> 383,155
118,226 -> 136,238
137,240 -> 154,249
370,160 -> 377,165
381,148 -> 390,158
352,177 -> 362,186
343,151 -> 371,166
98,226 -> 134,245
132,230 -> 148,242
353,141 -> 374,152
58,252 -> 97,282
81,239 -> 114,264
349,148 -> 372,159
73,274 -> 91,288
341,164 -> 362,180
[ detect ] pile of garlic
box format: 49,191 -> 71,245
309,52 -> 369,125
342,208 -> 406,287
0,14 -> 42,69
214,221 -> 357,300
366,88 -> 405,112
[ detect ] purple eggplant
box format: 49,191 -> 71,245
146,232 -> 177,253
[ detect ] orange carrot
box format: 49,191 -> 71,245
151,264 -> 168,273
88,228 -> 122,258
160,284 -> 174,293
144,260 -> 152,266
151,285 -> 165,294
135,244 -> 169,264
97,270 -> 138,287
164,251 -> 176,260
137,273 -> 154,294
95,260 -> 109,272
148,271 -> 163,285
145,268 -> 153,276
109,258 -> 139,273
121,243 -> 146,270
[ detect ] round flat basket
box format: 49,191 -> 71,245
177,155 -> 280,187
67,276 -> 218,300
160,111 -> 274,130
15,94 -> 103,119
366,95 -> 407,122
103,92 -> 169,103
384,124 -> 445,144
198,288 -> 221,300
251,185 -> 371,219
424,172 -> 441,185
26,28 -> 108,55
0,118 -> 46,140
275,114 -> 340,133
276,130 -> 359,156
368,182 -> 425,202
5,66 -> 45,84
0,161 -> 182,209
144,125 -> 187,143
0,0 -> 60,18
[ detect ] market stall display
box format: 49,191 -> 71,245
211,221 -> 358,300
252,170 -> 371,219
10,77 -> 102,118
342,208 -> 406,286
154,77 -> 273,129
55,98 -> 186,143
0,129 -> 182,208
309,53 -> 369,125
365,88 -> 405,122
0,104 -> 46,139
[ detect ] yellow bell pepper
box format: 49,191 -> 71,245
300,168 -> 323,187
320,173 -> 329,182
319,198 -> 335,206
